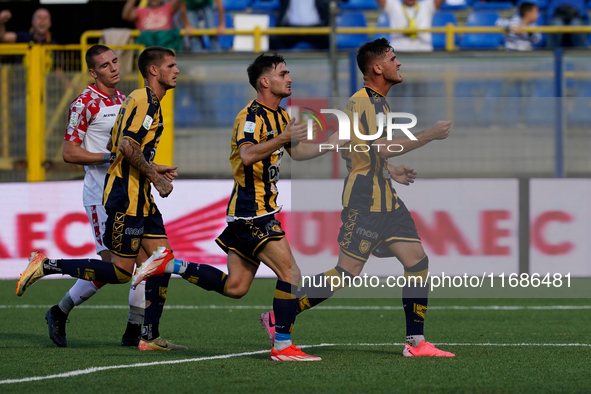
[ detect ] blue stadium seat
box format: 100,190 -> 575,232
533,11 -> 547,48
290,41 -> 317,50
250,0 -> 280,12
336,12 -> 369,49
223,0 -> 252,11
536,0 -> 548,10
215,13 -> 234,51
373,12 -> 390,40
459,11 -> 504,49
472,1 -> 515,10
339,0 -> 380,10
432,11 -> 458,50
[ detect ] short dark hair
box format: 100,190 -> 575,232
86,44 -> 113,70
138,46 -> 176,79
519,2 -> 538,17
356,38 -> 394,76
247,53 -> 286,90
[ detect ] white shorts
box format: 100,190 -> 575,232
84,204 -> 109,255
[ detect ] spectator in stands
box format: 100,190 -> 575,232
180,0 -> 226,52
546,0 -> 588,47
496,0 -> 541,51
122,0 -> 187,52
376,0 -> 445,52
0,8 -> 55,44
269,0 -> 330,50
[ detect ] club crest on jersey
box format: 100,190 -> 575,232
131,238 -> 140,251
143,115 -> 154,130
359,240 -> 371,254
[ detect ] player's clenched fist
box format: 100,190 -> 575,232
430,120 -> 452,140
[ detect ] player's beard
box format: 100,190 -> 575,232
384,70 -> 402,85
159,76 -> 176,91
271,86 -> 291,99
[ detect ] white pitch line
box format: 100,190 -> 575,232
1,305 -> 591,311
1,342 -> 590,385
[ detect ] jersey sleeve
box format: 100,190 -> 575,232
235,109 -> 263,147
64,96 -> 93,143
122,96 -> 158,145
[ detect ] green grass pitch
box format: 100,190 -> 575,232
1,278 -> 590,393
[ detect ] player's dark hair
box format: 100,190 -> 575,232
247,53 -> 286,91
357,38 -> 394,76
86,44 -> 114,70
138,46 -> 175,79
519,2 -> 537,17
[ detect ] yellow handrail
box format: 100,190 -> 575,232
81,25 -> 591,53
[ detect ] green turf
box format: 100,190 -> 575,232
1,278 -> 590,393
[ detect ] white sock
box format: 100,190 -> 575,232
274,340 -> 292,351
59,279 -> 99,313
127,280 -> 145,324
406,335 -> 425,347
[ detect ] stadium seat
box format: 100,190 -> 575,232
459,11 -> 504,49
472,1 -> 515,10
536,0 -> 548,10
290,41 -> 317,50
432,11 -> 458,50
250,0 -> 280,12
215,12 -> 234,51
337,12 -> 369,49
532,11 -> 547,49
223,0 -> 252,12
373,12 -> 390,40
338,0 -> 380,10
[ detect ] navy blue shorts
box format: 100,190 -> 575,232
338,198 -> 421,262
103,208 -> 167,258
215,215 -> 285,266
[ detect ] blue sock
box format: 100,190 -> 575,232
275,333 -> 291,342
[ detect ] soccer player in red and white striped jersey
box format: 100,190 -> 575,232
45,45 -> 145,348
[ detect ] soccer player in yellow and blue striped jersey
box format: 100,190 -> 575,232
130,53 -> 343,361
17,46 -> 188,351
261,38 -> 456,357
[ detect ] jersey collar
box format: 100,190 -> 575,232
364,86 -> 386,97
88,83 -> 121,99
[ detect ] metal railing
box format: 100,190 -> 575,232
0,42 -> 176,182
81,25 -> 591,53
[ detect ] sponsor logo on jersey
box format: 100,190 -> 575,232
125,227 -> 144,236
356,227 -> 379,240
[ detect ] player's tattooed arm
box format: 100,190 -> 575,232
119,137 -> 173,197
